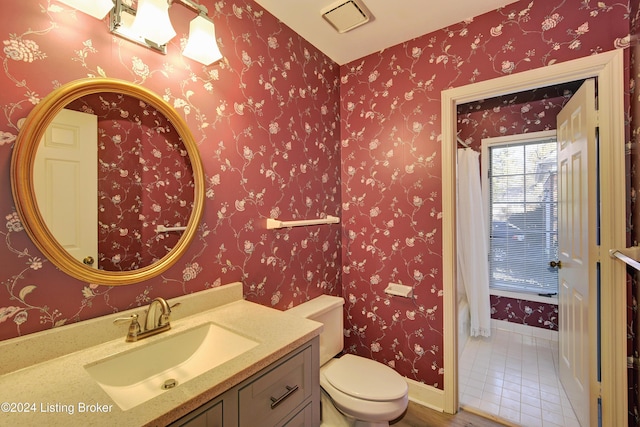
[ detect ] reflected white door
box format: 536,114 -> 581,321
557,78 -> 597,427
33,108 -> 98,268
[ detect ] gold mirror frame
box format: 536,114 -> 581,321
10,78 -> 205,285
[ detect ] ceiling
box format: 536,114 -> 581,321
254,0 -> 520,65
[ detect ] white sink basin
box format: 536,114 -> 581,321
84,322 -> 259,410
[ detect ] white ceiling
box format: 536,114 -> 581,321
254,0 -> 520,65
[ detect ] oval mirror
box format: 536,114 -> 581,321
11,78 -> 205,285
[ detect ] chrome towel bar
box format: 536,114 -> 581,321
609,247 -> 640,271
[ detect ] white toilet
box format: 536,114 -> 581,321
287,295 -> 408,427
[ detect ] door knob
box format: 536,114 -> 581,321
83,256 -> 95,266
549,260 -> 562,269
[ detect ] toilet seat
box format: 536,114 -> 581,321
323,354 -> 407,401
319,354 -> 409,423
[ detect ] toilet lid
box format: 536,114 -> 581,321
324,354 -> 407,401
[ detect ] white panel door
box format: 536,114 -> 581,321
33,108 -> 98,268
557,78 -> 596,427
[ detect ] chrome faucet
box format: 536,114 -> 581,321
114,297 -> 180,342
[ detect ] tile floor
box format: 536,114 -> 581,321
459,324 -> 580,427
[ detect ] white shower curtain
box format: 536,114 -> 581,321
457,148 -> 491,337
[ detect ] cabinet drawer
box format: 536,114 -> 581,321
238,346 -> 311,427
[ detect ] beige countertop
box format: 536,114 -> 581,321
0,283 -> 322,426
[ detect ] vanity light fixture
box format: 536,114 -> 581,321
57,0 -> 223,65
182,13 -> 222,65
129,0 -> 176,46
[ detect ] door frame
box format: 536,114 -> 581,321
440,49 -> 626,425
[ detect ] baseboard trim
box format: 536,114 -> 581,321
406,378 -> 445,412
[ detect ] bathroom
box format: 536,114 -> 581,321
0,0 -> 638,426
455,86 -> 573,425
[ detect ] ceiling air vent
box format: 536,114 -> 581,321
322,0 -> 371,33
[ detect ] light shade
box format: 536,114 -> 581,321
182,16 -> 223,65
130,0 -> 176,45
58,0 -> 114,19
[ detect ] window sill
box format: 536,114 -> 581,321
490,289 -> 558,304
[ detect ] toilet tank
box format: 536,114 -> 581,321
287,295 -> 344,365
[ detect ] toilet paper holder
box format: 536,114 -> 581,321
384,283 -> 413,298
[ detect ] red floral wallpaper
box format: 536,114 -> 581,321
339,0 -> 629,389
490,295 -> 558,329
0,0 -> 634,401
457,87 -> 577,148
0,0 -> 341,336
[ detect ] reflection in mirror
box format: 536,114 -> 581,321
37,93 -> 195,271
11,78 -> 204,285
33,108 -> 99,270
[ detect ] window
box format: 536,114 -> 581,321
482,131 -> 558,295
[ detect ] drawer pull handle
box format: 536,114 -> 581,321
270,384 -> 299,409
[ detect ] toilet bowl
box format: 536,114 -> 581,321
320,354 -> 408,425
287,295 -> 409,427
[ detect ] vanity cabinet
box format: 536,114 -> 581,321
172,399 -> 224,427
170,337 -> 319,427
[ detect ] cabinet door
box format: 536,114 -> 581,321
280,402 -> 312,427
170,400 -> 223,427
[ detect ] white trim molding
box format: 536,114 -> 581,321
440,49 -> 627,426
406,378 -> 446,412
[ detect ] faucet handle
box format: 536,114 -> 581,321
114,314 -> 141,342
114,313 -> 139,324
